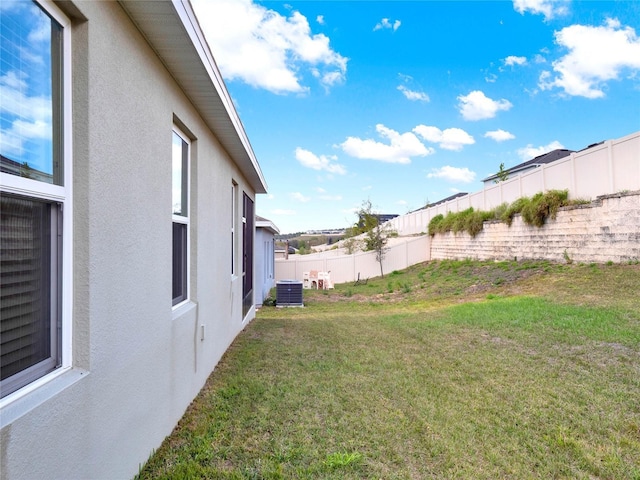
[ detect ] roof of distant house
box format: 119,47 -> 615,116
411,192 -> 469,212
482,148 -> 574,183
256,216 -> 280,235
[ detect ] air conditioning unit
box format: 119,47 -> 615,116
276,280 -> 304,307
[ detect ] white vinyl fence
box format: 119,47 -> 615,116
275,236 -> 429,285
390,131 -> 640,235
275,130 -> 639,285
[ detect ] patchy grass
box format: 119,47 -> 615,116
137,260 -> 640,480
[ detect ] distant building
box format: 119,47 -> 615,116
482,149 -> 575,185
376,213 -> 400,223
0,154 -> 53,183
357,213 -> 399,227
255,216 -> 280,305
411,192 -> 469,213
302,228 -> 346,236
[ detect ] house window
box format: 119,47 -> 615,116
0,0 -> 72,398
242,193 -> 254,317
172,128 -> 190,307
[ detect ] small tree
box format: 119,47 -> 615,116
357,199 -> 391,278
342,235 -> 362,254
20,162 -> 34,179
494,162 -> 509,183
368,220 -> 391,278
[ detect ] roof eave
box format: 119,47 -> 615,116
256,219 -> 280,235
119,0 -> 268,194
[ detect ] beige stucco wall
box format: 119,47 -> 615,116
430,192 -> 640,264
1,2 -> 257,479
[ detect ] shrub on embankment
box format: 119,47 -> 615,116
428,189 -> 589,237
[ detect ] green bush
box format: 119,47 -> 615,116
521,190 -> 568,227
491,202 -> 509,221
501,196 -> 531,226
452,208 -> 474,234
465,210 -> 493,237
429,208 -> 489,237
427,189 -> 571,237
262,296 -> 276,307
428,214 -> 444,236
440,211 -> 458,233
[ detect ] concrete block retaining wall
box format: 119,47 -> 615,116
430,191 -> 640,264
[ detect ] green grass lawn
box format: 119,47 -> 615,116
137,260 -> 640,479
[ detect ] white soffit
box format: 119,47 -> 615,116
256,220 -> 280,235
119,0 -> 267,194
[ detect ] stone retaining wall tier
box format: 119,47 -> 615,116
430,192 -> 640,264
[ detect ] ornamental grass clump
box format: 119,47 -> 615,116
452,207 -> 474,234
440,211 -> 457,233
500,196 -> 531,226
521,189 -> 568,227
429,189 -> 572,236
465,209 -> 494,237
428,213 -> 444,236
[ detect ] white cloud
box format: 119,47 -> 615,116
513,0 -> 568,20
504,55 -> 527,67
0,71 -> 52,158
340,124 -> 434,164
316,15 -> 325,25
28,5 -> 51,43
374,18 -> 401,32
272,209 -> 296,215
290,192 -> 311,203
539,18 -> 640,98
457,90 -> 513,121
533,53 -> 547,64
1,71 -> 26,90
191,0 -> 348,94
517,140 -> 564,160
484,129 -> 516,142
319,194 -> 342,201
413,126 -> 475,151
427,166 -> 476,183
485,73 -> 498,83
295,147 -> 346,174
397,85 -> 430,102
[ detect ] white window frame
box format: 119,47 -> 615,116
231,180 -> 238,278
171,126 -> 190,309
0,0 -> 73,404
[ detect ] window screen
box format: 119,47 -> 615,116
1,194 -> 60,397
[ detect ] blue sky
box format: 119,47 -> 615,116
194,0 -> 640,234
0,1 -> 55,174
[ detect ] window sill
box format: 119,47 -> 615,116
0,367 -> 89,428
172,299 -> 197,321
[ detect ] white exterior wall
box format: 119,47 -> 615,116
0,2 -> 263,480
255,228 -> 276,305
